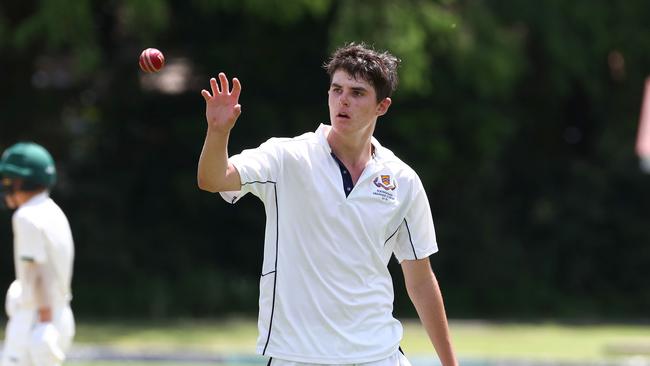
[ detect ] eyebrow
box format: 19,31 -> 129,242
330,82 -> 368,93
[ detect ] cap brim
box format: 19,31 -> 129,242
0,164 -> 31,178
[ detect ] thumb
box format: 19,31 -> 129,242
234,104 -> 242,118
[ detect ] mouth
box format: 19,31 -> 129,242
336,112 -> 351,119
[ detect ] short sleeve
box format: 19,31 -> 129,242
393,175 -> 438,263
12,215 -> 47,264
219,138 -> 283,204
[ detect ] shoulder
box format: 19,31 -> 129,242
262,131 -> 317,147
14,198 -> 65,228
377,145 -> 418,177
375,146 -> 426,195
13,205 -> 41,231
258,131 -> 321,157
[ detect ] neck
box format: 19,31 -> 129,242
14,190 -> 45,206
326,123 -> 375,167
326,126 -> 374,185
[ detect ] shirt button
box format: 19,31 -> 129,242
346,187 -> 351,191
343,170 -> 348,175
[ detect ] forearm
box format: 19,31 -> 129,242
197,128 -> 232,192
24,262 -> 53,322
406,271 -> 458,366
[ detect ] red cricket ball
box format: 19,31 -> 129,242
139,48 -> 165,73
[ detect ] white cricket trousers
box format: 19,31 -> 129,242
1,306 -> 75,366
268,349 -> 413,366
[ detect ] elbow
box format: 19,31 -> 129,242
198,164 -> 239,192
197,176 -> 220,193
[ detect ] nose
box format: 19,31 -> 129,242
339,93 -> 350,107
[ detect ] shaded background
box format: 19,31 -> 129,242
1,0 -> 649,321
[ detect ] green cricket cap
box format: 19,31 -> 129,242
0,142 -> 57,187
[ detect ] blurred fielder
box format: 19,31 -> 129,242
198,43 -> 458,366
0,142 -> 75,366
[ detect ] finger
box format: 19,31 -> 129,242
210,77 -> 221,95
231,78 -> 242,99
219,73 -> 230,95
201,89 -> 212,102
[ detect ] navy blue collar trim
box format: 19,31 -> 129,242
331,153 -> 354,197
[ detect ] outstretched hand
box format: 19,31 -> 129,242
201,72 -> 242,133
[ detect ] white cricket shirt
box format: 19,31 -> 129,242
11,192 -> 74,309
220,124 -> 438,364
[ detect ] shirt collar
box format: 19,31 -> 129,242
315,123 -> 385,160
22,191 -> 50,207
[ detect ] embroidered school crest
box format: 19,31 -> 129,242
373,174 -> 397,190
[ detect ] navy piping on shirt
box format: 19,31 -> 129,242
404,218 -> 418,259
385,219 -> 419,259
384,223 -> 401,246
241,180 -> 279,355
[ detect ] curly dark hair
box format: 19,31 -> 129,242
323,42 -> 401,102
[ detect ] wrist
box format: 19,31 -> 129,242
207,125 -> 232,138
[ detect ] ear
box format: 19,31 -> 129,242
376,97 -> 392,116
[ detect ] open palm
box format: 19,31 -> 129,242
201,72 -> 242,133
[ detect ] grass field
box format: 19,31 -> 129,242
51,318 -> 650,365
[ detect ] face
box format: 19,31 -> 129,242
1,178 -> 16,209
328,70 -> 391,135
1,178 -> 22,210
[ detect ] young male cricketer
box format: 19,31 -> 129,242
198,43 -> 458,366
1,142 -> 75,366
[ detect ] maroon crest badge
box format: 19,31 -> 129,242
373,174 -> 396,190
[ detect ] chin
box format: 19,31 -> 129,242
332,117 -> 352,125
